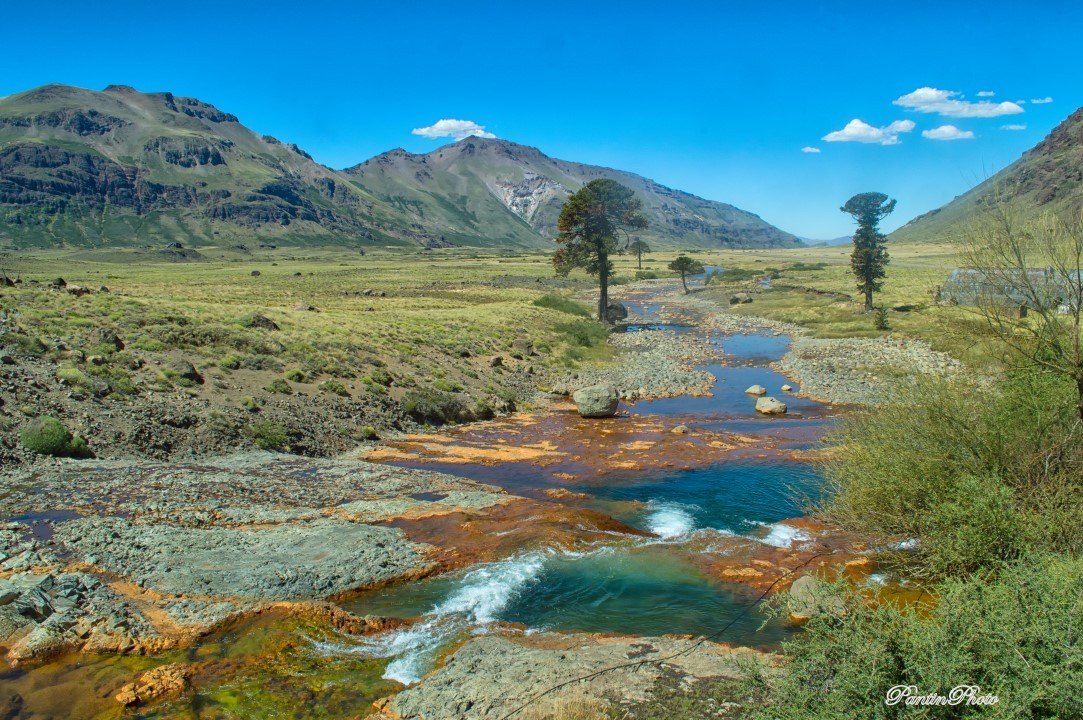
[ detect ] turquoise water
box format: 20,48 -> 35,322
333,287 -> 834,684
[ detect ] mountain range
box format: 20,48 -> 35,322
0,84 -> 801,250
891,106 -> 1083,243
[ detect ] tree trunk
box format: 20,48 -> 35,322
598,253 -> 609,323
1077,375 -> 1083,422
865,287 -> 874,312
680,273 -> 688,294
637,252 -> 642,270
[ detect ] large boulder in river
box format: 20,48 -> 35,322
605,302 -> 628,324
573,383 -> 620,418
755,396 -> 787,415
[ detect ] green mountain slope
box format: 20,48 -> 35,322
344,137 -> 802,249
0,84 -> 800,250
891,106 -> 1083,244
0,84 -> 415,248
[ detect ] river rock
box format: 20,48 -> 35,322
744,384 -> 767,396
729,292 -> 753,305
787,575 -> 845,620
573,383 -> 620,418
781,384 -> 793,392
755,396 -> 787,415
605,302 -> 629,323
672,424 -> 690,434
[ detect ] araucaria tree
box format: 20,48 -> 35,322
842,192 -> 896,311
628,238 -> 651,269
669,255 -> 704,293
554,179 -> 647,322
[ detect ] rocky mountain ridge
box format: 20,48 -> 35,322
0,84 -> 800,250
891,105 -> 1083,243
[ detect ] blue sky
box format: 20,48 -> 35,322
3,0 -> 1080,238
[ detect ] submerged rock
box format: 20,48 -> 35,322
755,396 -> 787,415
787,575 -> 845,620
573,383 -> 620,418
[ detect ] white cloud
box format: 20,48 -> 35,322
1001,123 -> 1027,131
801,146 -> 821,153
411,119 -> 496,141
893,87 -> 1024,118
1031,96 -> 1053,104
922,125 -> 975,141
823,118 -> 915,145
976,90 -> 995,97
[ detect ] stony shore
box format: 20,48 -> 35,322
552,328 -> 718,400
777,336 -> 964,405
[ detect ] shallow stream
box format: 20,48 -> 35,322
337,281 -> 844,684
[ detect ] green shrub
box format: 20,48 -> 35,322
874,306 -> 890,330
555,319 -> 608,348
57,367 -> 94,390
284,368 -> 307,382
0,332 -> 47,356
433,378 -> 464,393
707,267 -> 759,283
218,355 -> 242,370
789,262 -> 828,271
634,270 -> 659,280
402,388 -> 472,425
240,396 -> 260,412
532,294 -> 591,317
369,368 -> 394,386
823,371 -> 1083,578
87,342 -> 119,357
318,380 -> 349,396
157,369 -> 195,388
132,337 -> 165,351
263,378 -> 293,394
244,421 -> 289,451
360,425 -> 378,440
749,554 -> 1083,720
19,416 -> 90,458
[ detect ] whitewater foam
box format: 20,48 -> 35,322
757,522 -> 811,548
327,552 -> 548,685
646,500 -> 696,538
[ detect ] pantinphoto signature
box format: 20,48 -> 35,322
886,685 -> 999,707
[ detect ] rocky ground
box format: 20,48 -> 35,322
777,336 -> 964,406
376,632 -> 769,720
0,329 -> 544,473
0,452 -> 540,664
